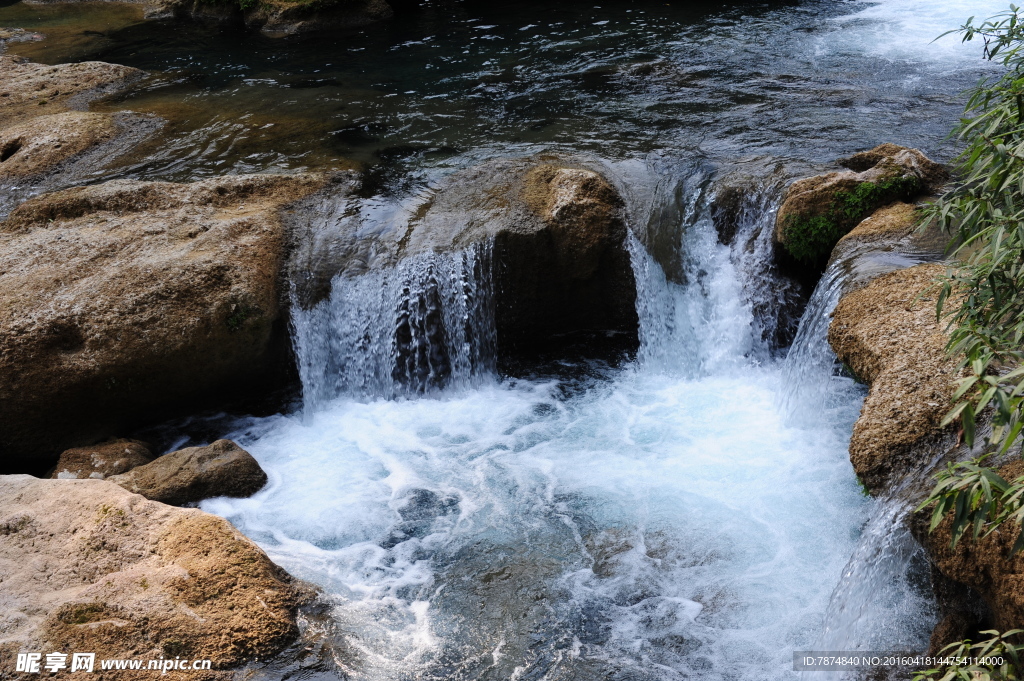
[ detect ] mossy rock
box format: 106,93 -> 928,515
778,174 -> 922,264
774,144 -> 948,269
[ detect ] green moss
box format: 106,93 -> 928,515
782,175 -> 922,264
60,602 -> 107,625
226,304 -> 260,331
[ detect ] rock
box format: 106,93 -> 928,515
0,112 -> 119,180
775,144 -> 948,268
295,158 -> 638,362
827,262 -> 960,492
0,173 -> 334,471
408,161 -> 639,357
0,56 -> 158,220
0,55 -> 143,126
51,439 -> 153,480
916,457 -> 1024,636
109,439 -> 267,505
0,475 -> 302,673
244,0 -> 394,36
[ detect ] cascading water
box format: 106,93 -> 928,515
292,242 -> 496,410
201,168 -> 936,680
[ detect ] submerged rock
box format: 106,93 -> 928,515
0,475 -> 302,673
51,439 -> 154,480
0,173 -> 332,471
775,144 -> 948,269
827,262 -> 959,493
244,0 -> 394,35
109,439 -> 267,505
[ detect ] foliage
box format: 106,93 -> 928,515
782,176 -> 921,263
926,6 -> 1024,455
916,456 -> 1024,553
912,630 -> 1024,681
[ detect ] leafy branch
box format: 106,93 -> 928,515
917,456 -> 1024,554
912,630 -> 1024,681
924,5 -> 1024,455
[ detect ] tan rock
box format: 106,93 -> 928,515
0,173 -> 333,469
0,55 -> 143,126
0,112 -> 119,180
109,439 -> 267,505
51,439 -> 153,480
836,200 -> 920,246
827,262 -> 960,492
0,475 -> 301,677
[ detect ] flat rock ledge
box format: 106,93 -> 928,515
0,475 -> 303,678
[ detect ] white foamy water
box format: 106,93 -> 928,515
202,180 -> 936,679
826,0 -> 1009,67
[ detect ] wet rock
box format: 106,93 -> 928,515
295,158 -> 638,363
775,144 -> 948,269
244,0 -> 394,36
0,173 -> 333,471
0,112 -> 119,180
827,263 -> 960,492
109,439 -> 267,505
828,201 -> 949,294
0,55 -> 143,126
50,439 -> 153,480
0,475 -> 303,674
410,160 -> 638,358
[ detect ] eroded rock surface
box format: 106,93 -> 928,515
109,439 -> 267,505
775,144 -> 948,268
0,475 -> 302,676
0,173 -> 332,470
51,439 -> 153,480
828,262 -> 959,493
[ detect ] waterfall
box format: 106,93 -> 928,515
291,241 -> 496,411
778,258 -> 849,424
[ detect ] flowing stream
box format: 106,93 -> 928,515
0,0 -> 1009,676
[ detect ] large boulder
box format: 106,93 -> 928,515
775,144 -> 948,268
109,439 -> 267,505
50,439 -> 154,480
0,475 -> 303,675
295,159 -> 638,365
827,262 -> 960,493
0,173 -> 332,472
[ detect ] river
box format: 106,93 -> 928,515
0,0 -> 1006,677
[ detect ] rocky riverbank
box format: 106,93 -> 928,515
801,146 -> 1024,652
